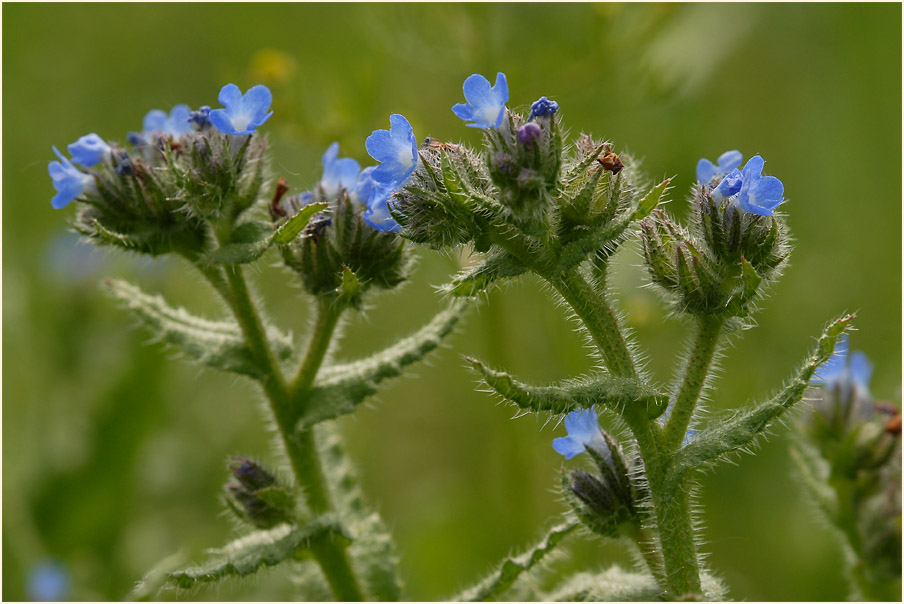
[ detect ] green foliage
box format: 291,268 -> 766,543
104,279 -> 293,379
444,249 -> 527,297
297,301 -> 466,429
544,567 -> 728,602
454,521 -> 579,601
466,357 -> 668,420
167,518 -> 349,588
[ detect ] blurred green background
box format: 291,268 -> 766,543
3,3 -> 901,601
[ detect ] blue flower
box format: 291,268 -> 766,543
27,560 -> 70,602
815,334 -> 873,397
209,83 -> 273,135
66,133 -> 111,167
528,96 -> 559,121
363,182 -> 401,232
734,155 -> 784,216
696,150 -> 743,187
553,408 -> 609,460
320,142 -> 361,198
142,104 -> 192,138
365,114 -> 418,188
452,72 -> 509,129
48,147 -> 94,209
189,105 -> 212,128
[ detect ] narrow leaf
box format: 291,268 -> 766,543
454,521 -> 579,601
105,279 -> 293,379
297,301 -> 467,429
167,519 -> 348,588
664,313 -> 856,492
274,201 -> 330,244
466,358 -> 668,419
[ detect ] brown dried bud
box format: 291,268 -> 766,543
269,177 -> 290,220
598,151 -> 624,174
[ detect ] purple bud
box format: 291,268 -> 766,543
528,96 -> 559,121
517,122 -> 542,146
230,457 -> 276,491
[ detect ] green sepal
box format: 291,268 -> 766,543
466,358 -> 668,420
632,178 -> 671,222
561,471 -> 623,539
209,202 -> 329,264
337,265 -> 363,306
664,313 -> 856,493
441,151 -> 473,208
443,248 -> 527,297
167,518 -> 349,588
104,279 -> 293,379
453,520 -> 579,601
295,301 -> 466,429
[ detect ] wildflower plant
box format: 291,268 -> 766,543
46,74 -> 900,601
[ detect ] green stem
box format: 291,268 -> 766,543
663,317 -> 725,451
209,266 -> 364,601
628,521 -> 667,587
292,297 -> 344,394
652,486 -> 703,597
551,268 -> 637,378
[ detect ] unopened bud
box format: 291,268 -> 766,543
517,123 -> 542,146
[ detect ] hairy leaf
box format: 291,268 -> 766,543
105,279 -> 293,379
466,358 -> 668,419
443,249 -> 527,297
664,313 -> 855,492
454,521 -> 579,601
545,567 -> 727,602
168,519 -> 348,588
296,301 -> 466,429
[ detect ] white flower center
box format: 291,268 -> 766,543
231,113 -> 252,132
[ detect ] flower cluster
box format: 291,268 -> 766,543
697,150 -> 784,217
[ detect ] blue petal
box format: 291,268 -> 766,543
209,109 -> 236,135
353,166 -> 377,205
219,83 -> 243,107
750,175 -> 784,209
243,85 -> 273,126
696,158 -> 718,184
320,142 -> 361,197
717,150 -> 743,172
367,114 -> 417,187
451,103 -> 477,121
742,155 -> 765,180
712,169 -> 743,202
167,104 -> 192,135
552,436 -> 585,460
462,73 -> 493,105
849,351 -> 873,391
143,109 -> 168,132
493,72 -> 509,104
563,408 -> 600,440
67,133 -> 110,167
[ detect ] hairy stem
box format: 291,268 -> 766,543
663,317 -> 725,451
292,297 -> 344,394
652,486 -> 702,597
550,268 -> 637,378
207,265 -> 364,601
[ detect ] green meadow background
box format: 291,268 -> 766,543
3,3 -> 900,601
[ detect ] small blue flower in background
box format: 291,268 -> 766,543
353,166 -> 377,206
365,114 -> 418,189
143,104 -> 192,138
815,334 -> 873,398
452,72 -> 509,129
66,133 -> 111,167
527,96 -> 559,121
189,105 -> 212,128
553,407 -> 609,460
209,83 -> 273,136
320,142 -> 361,198
27,560 -> 70,602
48,147 -> 94,209
696,150 -> 743,187
734,155 -> 784,216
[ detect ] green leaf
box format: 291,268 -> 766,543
296,301 -> 467,429
789,439 -> 837,518
128,550 -> 188,601
664,313 -> 856,493
454,521 -> 579,601
209,202 -> 329,264
105,279 -> 293,379
466,358 -> 668,420
443,249 -> 527,297
544,567 -> 728,602
254,486 -> 296,515
167,519 -> 349,588
632,178 -> 671,222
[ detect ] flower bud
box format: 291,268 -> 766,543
224,457 -> 292,529
517,122 -> 542,146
